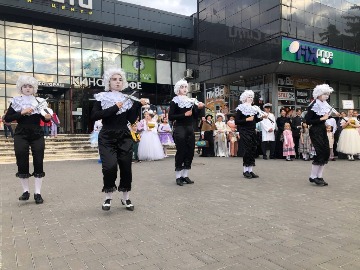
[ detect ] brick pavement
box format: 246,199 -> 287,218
1,157 -> 360,270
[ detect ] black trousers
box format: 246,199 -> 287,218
14,128 -> 45,178
293,135 -> 300,157
309,124 -> 329,166
261,141 -> 275,158
240,129 -> 257,167
98,129 -> 133,193
173,125 -> 195,171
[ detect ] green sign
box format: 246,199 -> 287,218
282,37 -> 360,73
122,55 -> 156,83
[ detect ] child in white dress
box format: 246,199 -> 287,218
138,111 -> 165,161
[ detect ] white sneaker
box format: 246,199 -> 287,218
102,199 -> 111,211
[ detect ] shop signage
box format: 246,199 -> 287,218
287,40 -> 333,65
295,90 -> 311,105
282,37 -> 360,72
278,91 -> 295,101
38,81 -> 69,88
71,76 -> 142,90
26,0 -> 93,15
206,86 -> 225,99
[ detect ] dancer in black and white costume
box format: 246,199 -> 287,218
235,90 -> 264,179
91,68 -> 148,211
4,76 -> 52,204
305,84 -> 338,186
168,79 -> 204,186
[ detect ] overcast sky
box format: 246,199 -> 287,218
118,0 -> 197,16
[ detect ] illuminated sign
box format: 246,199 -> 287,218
25,0 -> 93,15
287,40 -> 333,65
71,77 -> 142,90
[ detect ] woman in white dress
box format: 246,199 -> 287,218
138,111 -> 165,161
214,114 -> 229,157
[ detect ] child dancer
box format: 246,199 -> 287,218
326,125 -> 335,161
305,84 -> 338,186
227,117 -> 239,157
91,68 -> 148,211
299,122 -> 311,161
137,111 -> 165,161
130,121 -> 141,163
4,75 -> 51,204
158,117 -> 175,157
283,122 -> 295,161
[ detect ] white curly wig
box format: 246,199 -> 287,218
16,75 -> 38,94
313,84 -> 334,99
103,67 -> 128,91
239,90 -> 254,103
174,79 -> 188,95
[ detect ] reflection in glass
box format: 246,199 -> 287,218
0,38 -> 4,70
70,48 -> 82,76
34,74 -> 57,83
172,62 -> 186,82
82,38 -> 102,51
6,40 -> 33,72
0,71 -> 4,83
0,25 -> 4,38
156,60 -> 171,84
58,34 -> 70,47
0,84 -> 4,96
33,30 -> 57,44
58,47 -> 70,75
6,26 -> 32,41
6,71 -> 33,84
103,41 -> 122,53
83,50 -> 102,77
58,76 -> 70,84
70,36 -> 81,48
34,43 -> 57,74
6,84 -> 18,98
103,52 -> 121,71
0,97 -> 6,112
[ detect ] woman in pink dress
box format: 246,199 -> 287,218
283,122 -> 295,161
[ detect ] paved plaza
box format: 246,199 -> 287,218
1,156 -> 360,270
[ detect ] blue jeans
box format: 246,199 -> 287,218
42,126 -> 49,137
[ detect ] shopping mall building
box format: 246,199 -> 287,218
0,0 -> 193,133
1,0 -> 360,133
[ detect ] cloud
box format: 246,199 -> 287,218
117,0 -> 196,15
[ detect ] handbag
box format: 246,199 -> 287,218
196,140 -> 209,147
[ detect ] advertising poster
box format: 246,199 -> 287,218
122,55 -> 156,83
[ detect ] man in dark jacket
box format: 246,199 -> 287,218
291,108 -> 303,159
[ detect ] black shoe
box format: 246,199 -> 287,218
176,178 -> 184,186
19,191 -> 30,201
182,177 -> 194,184
102,199 -> 111,211
270,157 -> 276,159
309,177 -> 315,183
317,178 -> 328,186
121,199 -> 134,211
249,172 -> 259,178
313,178 -> 326,186
263,156 -> 268,160
243,172 -> 252,179
34,193 -> 44,204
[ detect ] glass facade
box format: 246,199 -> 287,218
0,19 -> 187,133
281,0 -> 360,52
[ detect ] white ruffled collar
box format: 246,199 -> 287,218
311,99 -> 332,116
235,103 -> 257,116
172,95 -> 193,108
10,95 -> 46,115
94,91 -> 133,115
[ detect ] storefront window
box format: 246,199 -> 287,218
58,46 -> 70,75
58,34 -> 70,47
6,40 -> 33,72
70,36 -> 81,48
34,43 -> 57,74
0,71 -> 4,83
172,62 -> 186,82
33,30 -> 57,45
5,26 -> 32,41
82,49 -> 102,77
6,84 -> 17,98
34,74 -> 57,83
103,41 -> 122,53
0,38 -> 4,70
6,71 -> 33,84
156,60 -> 171,84
70,48 -> 82,76
103,52 -> 121,70
0,25 -> 4,38
58,76 -> 70,84
0,83 -> 4,96
82,38 -> 102,51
